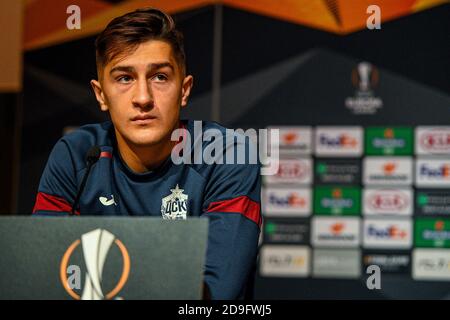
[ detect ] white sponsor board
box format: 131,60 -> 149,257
412,249 -> 450,281
259,245 -> 310,277
267,126 -> 312,155
264,158 -> 312,185
263,187 -> 311,217
363,188 -> 413,216
363,218 -> 412,249
415,127 -> 450,155
315,127 -> 363,157
415,158 -> 450,188
363,157 -> 413,186
313,249 -> 361,279
311,217 -> 360,248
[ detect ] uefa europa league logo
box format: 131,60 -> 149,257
60,229 -> 130,300
346,61 -> 383,114
357,62 -> 371,91
352,61 -> 379,92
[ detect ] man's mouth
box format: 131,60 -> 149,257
131,114 -> 157,125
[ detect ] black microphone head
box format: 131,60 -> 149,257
86,145 -> 101,165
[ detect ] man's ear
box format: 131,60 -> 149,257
90,80 -> 109,112
181,75 -> 193,108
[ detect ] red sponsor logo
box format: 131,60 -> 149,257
332,188 -> 343,199
281,132 -> 299,145
384,128 -> 394,139
276,162 -> 309,179
420,130 -> 450,152
368,191 -> 408,211
331,222 -> 345,235
383,162 -> 397,175
435,220 -> 445,231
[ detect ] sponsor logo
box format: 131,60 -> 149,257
363,188 -> 412,216
60,229 -> 130,300
365,127 -> 413,155
315,159 -> 361,184
264,158 -> 312,185
363,157 -> 413,185
412,249 -> 450,281
161,184 -> 188,220
416,190 -> 450,216
312,217 -> 360,247
363,219 -> 412,249
263,188 -> 311,216
267,126 -> 312,154
313,249 -> 361,278
263,219 -> 310,244
259,245 -> 310,277
315,127 -> 363,157
314,186 -> 361,215
345,62 -> 383,115
416,159 -> 450,187
415,218 -> 450,248
363,252 -> 410,274
99,195 -> 118,207
415,127 -> 450,155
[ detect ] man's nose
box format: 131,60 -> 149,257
132,78 -> 153,109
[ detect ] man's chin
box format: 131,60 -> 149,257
129,138 -> 162,147
125,133 -> 167,148
116,126 -> 172,149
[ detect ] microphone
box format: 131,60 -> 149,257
70,146 -> 101,216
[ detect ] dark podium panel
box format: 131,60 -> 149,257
0,216 -> 208,300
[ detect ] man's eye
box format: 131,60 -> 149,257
117,76 -> 133,83
153,74 -> 168,82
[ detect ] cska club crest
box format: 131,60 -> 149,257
161,184 -> 188,220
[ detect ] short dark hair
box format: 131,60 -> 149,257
95,7 -> 186,76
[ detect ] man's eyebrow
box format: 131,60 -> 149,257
109,62 -> 174,75
148,62 -> 174,71
109,66 -> 134,74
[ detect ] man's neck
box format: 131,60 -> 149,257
116,131 -> 175,174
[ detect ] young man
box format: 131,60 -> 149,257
32,8 -> 261,300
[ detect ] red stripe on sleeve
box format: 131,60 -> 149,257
100,151 -> 112,159
32,192 -> 79,215
206,195 -> 261,227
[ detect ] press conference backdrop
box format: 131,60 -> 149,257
17,1 -> 450,299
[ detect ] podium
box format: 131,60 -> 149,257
0,216 -> 208,300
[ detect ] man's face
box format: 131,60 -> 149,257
91,40 -> 193,148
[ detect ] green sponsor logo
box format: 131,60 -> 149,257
365,127 -> 413,155
313,186 -> 361,215
316,163 -> 328,175
415,218 -> 450,248
265,222 -> 276,234
416,193 -> 429,207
